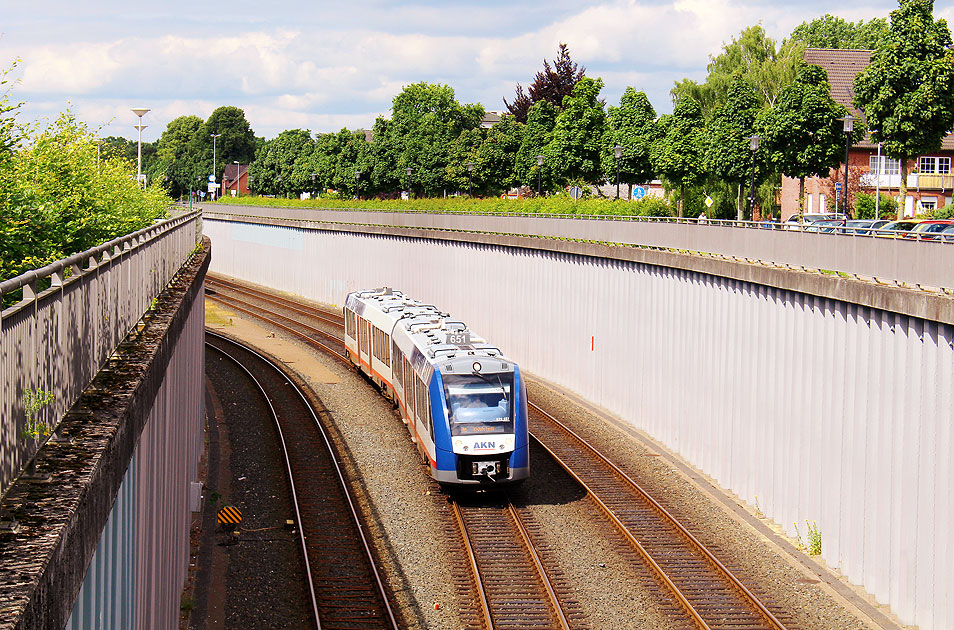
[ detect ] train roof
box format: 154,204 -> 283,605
345,287 -> 508,367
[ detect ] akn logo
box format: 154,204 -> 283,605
475,442 -> 495,450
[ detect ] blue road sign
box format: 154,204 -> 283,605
633,186 -> 646,200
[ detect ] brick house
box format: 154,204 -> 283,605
223,163 -> 249,197
780,48 -> 954,219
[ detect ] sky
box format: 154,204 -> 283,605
2,0 -> 952,143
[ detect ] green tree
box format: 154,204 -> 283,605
854,0 -> 954,215
249,129 -> 315,197
789,14 -> 889,49
198,106 -> 256,184
515,100 -> 558,193
672,25 -> 801,117
154,115 -> 204,197
386,82 -> 483,196
546,77 -> 607,188
651,96 -> 707,216
704,77 -> 762,217
602,87 -> 658,197
758,63 -> 856,216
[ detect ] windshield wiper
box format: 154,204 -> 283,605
471,371 -> 509,409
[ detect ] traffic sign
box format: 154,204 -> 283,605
704,195 -> 714,208
633,186 -> 646,200
208,174 -> 216,182
835,182 -> 842,193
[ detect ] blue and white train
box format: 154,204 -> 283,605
343,288 -> 529,486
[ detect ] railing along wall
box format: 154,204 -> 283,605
0,211 -> 202,494
202,204 -> 954,294
203,208 -> 952,630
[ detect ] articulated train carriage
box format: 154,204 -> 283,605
343,288 -> 529,487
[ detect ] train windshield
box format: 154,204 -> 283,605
443,372 -> 514,436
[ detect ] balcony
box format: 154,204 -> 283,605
859,173 -> 954,190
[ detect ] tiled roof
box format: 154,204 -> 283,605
804,48 -> 871,114
804,47 -> 954,152
223,163 -> 247,180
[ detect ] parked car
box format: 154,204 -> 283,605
939,224 -> 954,242
804,219 -> 846,233
873,219 -> 922,237
844,219 -> 890,235
784,213 -> 846,230
904,219 -> 954,239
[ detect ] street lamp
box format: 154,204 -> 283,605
746,135 -> 760,221
840,114 -> 855,219
210,133 -> 221,200
131,108 -> 150,188
355,170 -> 361,199
405,167 -> 412,198
465,162 -> 475,197
311,173 -> 317,198
536,155 -> 544,195
614,145 -> 623,200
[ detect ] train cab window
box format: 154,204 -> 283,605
345,310 -> 353,338
442,372 -> 514,436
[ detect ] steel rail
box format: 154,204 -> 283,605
207,330 -> 400,629
450,500 -> 494,630
207,274 -> 344,327
205,292 -> 348,362
529,402 -> 788,630
507,503 -> 572,630
204,335 -> 321,629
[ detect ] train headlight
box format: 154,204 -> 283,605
455,440 -> 463,450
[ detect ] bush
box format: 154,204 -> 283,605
932,202 -> 954,219
214,193 -> 675,219
854,192 -> 897,219
0,111 -> 170,282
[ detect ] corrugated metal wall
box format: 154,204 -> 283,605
205,219 -> 952,630
65,280 -> 205,630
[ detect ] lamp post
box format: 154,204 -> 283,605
355,170 -> 361,199
874,136 -> 882,220
233,161 -> 240,196
131,108 -> 150,188
465,162 -> 475,197
614,145 -> 623,200
311,173 -> 317,198
746,135 -> 760,221
406,167 -> 412,198
840,114 -> 855,220
536,155 -> 544,195
210,133 -> 221,200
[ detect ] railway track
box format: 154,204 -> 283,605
449,493 -> 582,630
529,403 -> 793,630
206,331 -> 399,630
204,276 -> 792,630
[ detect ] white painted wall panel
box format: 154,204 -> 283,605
205,219 -> 953,630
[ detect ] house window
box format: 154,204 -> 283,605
919,197 -> 938,211
918,156 -> 951,174
870,156 -> 900,175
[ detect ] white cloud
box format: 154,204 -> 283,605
4,0 -> 944,142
